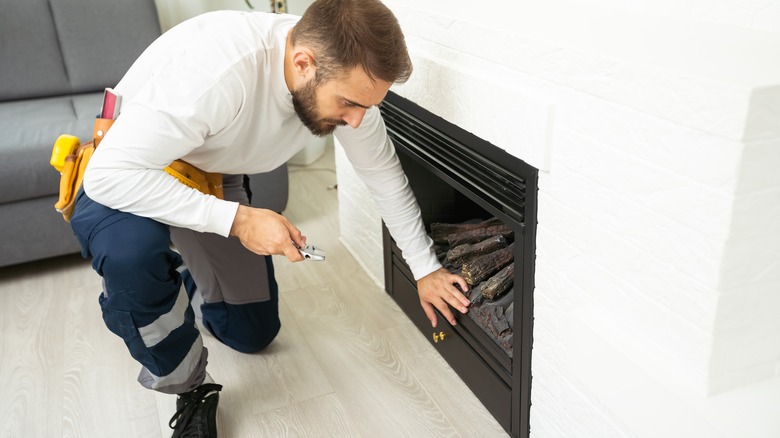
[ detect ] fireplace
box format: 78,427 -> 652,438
380,92 -> 538,438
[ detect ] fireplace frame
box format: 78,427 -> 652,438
380,91 -> 537,438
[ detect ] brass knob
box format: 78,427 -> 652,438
433,331 -> 446,343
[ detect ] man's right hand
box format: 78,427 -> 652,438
229,205 -> 306,261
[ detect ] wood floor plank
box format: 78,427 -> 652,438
61,283 -> 160,438
248,393 -> 361,438
382,325 -> 510,437
271,246 -> 362,294
153,294 -> 335,436
286,165 -> 340,233
273,162 -> 362,292
0,263 -> 68,438
285,154 -> 340,238
282,279 -> 460,438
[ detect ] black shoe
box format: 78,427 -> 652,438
169,383 -> 222,438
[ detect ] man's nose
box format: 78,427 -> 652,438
342,107 -> 367,129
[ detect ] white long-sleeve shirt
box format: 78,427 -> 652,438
84,11 -> 440,280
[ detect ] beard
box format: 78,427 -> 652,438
291,78 -> 346,137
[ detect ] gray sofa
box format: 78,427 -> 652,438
0,0 -> 287,268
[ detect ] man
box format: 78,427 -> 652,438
72,0 -> 470,436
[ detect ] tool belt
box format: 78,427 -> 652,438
50,118 -> 223,222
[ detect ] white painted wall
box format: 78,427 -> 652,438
153,0 -> 315,32
153,0 -> 263,32
336,0 -> 780,436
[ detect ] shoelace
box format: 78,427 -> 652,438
169,383 -> 222,433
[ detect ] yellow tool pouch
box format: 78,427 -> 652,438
164,161 -> 224,200
51,118 -> 223,222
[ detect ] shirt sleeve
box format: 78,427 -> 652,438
83,68 -> 242,237
334,106 -> 441,280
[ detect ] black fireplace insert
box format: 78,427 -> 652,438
380,91 -> 537,438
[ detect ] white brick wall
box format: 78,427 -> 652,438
336,0 -> 780,436
335,143 -> 385,286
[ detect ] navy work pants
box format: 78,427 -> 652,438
70,175 -> 280,394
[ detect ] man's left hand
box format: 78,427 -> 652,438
417,268 -> 470,328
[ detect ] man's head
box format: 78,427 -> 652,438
287,0 -> 412,136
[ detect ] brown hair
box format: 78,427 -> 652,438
290,0 -> 412,84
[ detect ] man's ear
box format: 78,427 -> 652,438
291,48 -> 316,80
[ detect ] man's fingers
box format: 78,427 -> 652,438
433,299 -> 458,326
445,283 -> 470,308
421,301 -> 438,328
283,240 -> 305,262
417,269 -> 474,327
453,274 -> 469,293
288,225 -> 305,248
277,218 -> 304,260
444,271 -> 470,297
232,207 -> 308,260
443,290 -> 469,314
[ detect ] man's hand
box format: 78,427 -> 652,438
230,205 -> 306,261
417,267 -> 470,328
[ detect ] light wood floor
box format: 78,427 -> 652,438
0,144 -> 508,438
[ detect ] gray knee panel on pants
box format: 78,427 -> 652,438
170,174 -> 273,305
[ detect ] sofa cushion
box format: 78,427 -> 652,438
0,0 -> 161,101
0,195 -> 83,267
50,0 -> 161,94
0,93 -> 102,204
0,0 -> 70,101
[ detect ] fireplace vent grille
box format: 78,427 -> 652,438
380,99 -> 526,223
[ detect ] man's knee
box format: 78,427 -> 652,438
229,319 -> 281,354
200,300 -> 280,354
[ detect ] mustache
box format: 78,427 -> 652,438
322,119 -> 347,126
